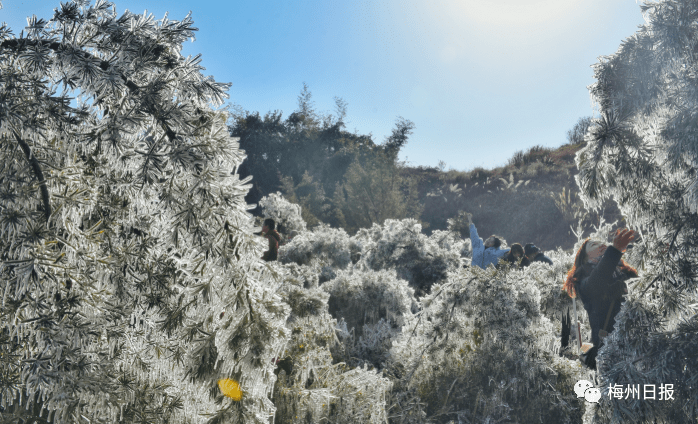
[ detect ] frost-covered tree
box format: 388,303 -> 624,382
577,0 -> 698,421
0,2 -> 290,423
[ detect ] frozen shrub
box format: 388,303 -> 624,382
273,265 -> 393,424
428,229 -> 470,259
279,223 -> 356,284
354,219 -> 462,296
259,192 -> 307,236
282,262 -> 321,290
520,249 -> 574,321
323,269 -> 416,369
280,223 -> 353,269
324,269 -> 415,333
390,265 -> 585,423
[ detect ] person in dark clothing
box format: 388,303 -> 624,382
522,243 -> 553,266
502,243 -> 524,268
519,256 -> 531,268
563,228 -> 638,368
262,218 -> 281,262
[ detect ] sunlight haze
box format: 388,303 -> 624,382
1,0 -> 646,170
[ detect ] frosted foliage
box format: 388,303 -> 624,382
275,362 -> 392,424
324,269 -> 414,332
353,219 -> 462,296
280,262 -> 320,290
279,218 -> 464,295
280,223 -> 354,268
272,265 -> 393,424
576,1 -> 698,421
390,265 -> 585,423
521,249 -> 572,319
279,223 -> 355,284
589,295 -> 695,424
259,192 -> 307,234
429,229 -> 471,259
323,269 -> 415,368
0,2 -> 290,423
272,213 -> 605,421
273,217 -> 590,421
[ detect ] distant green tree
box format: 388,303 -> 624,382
383,117 -> 415,160
333,154 -> 423,234
232,110 -> 288,204
230,87 -> 419,235
229,86 -> 377,208
280,172 -> 329,228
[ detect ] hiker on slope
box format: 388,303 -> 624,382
563,228 -> 638,368
501,243 -> 524,269
521,243 -> 553,267
262,218 -> 281,262
467,214 -> 510,269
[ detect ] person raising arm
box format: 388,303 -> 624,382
563,228 -> 638,368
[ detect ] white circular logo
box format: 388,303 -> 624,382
574,380 -> 593,398
584,387 -> 601,403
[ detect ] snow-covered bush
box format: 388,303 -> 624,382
272,264 -> 393,423
390,265 -> 585,423
354,219 -> 462,296
519,249 -> 575,323
323,269 -> 416,369
259,192 -> 307,236
324,269 -> 415,334
279,223 -> 357,284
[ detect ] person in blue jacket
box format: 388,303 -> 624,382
467,214 -> 510,269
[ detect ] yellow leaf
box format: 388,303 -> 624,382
218,378 -> 243,401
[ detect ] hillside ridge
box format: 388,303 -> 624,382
407,141 -> 622,251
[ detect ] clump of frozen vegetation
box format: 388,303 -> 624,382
352,219 -> 464,296
324,269 -> 416,369
388,263 -> 584,423
271,265 -> 393,424
259,192 -> 307,236
279,222 -> 358,284
275,211 -> 587,423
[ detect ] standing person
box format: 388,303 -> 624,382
522,243 -> 553,267
467,214 -> 510,269
563,228 -> 638,368
262,218 -> 281,262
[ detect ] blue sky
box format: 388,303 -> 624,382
2,0 -> 646,171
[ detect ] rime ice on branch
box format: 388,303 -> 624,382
0,2 -> 289,423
